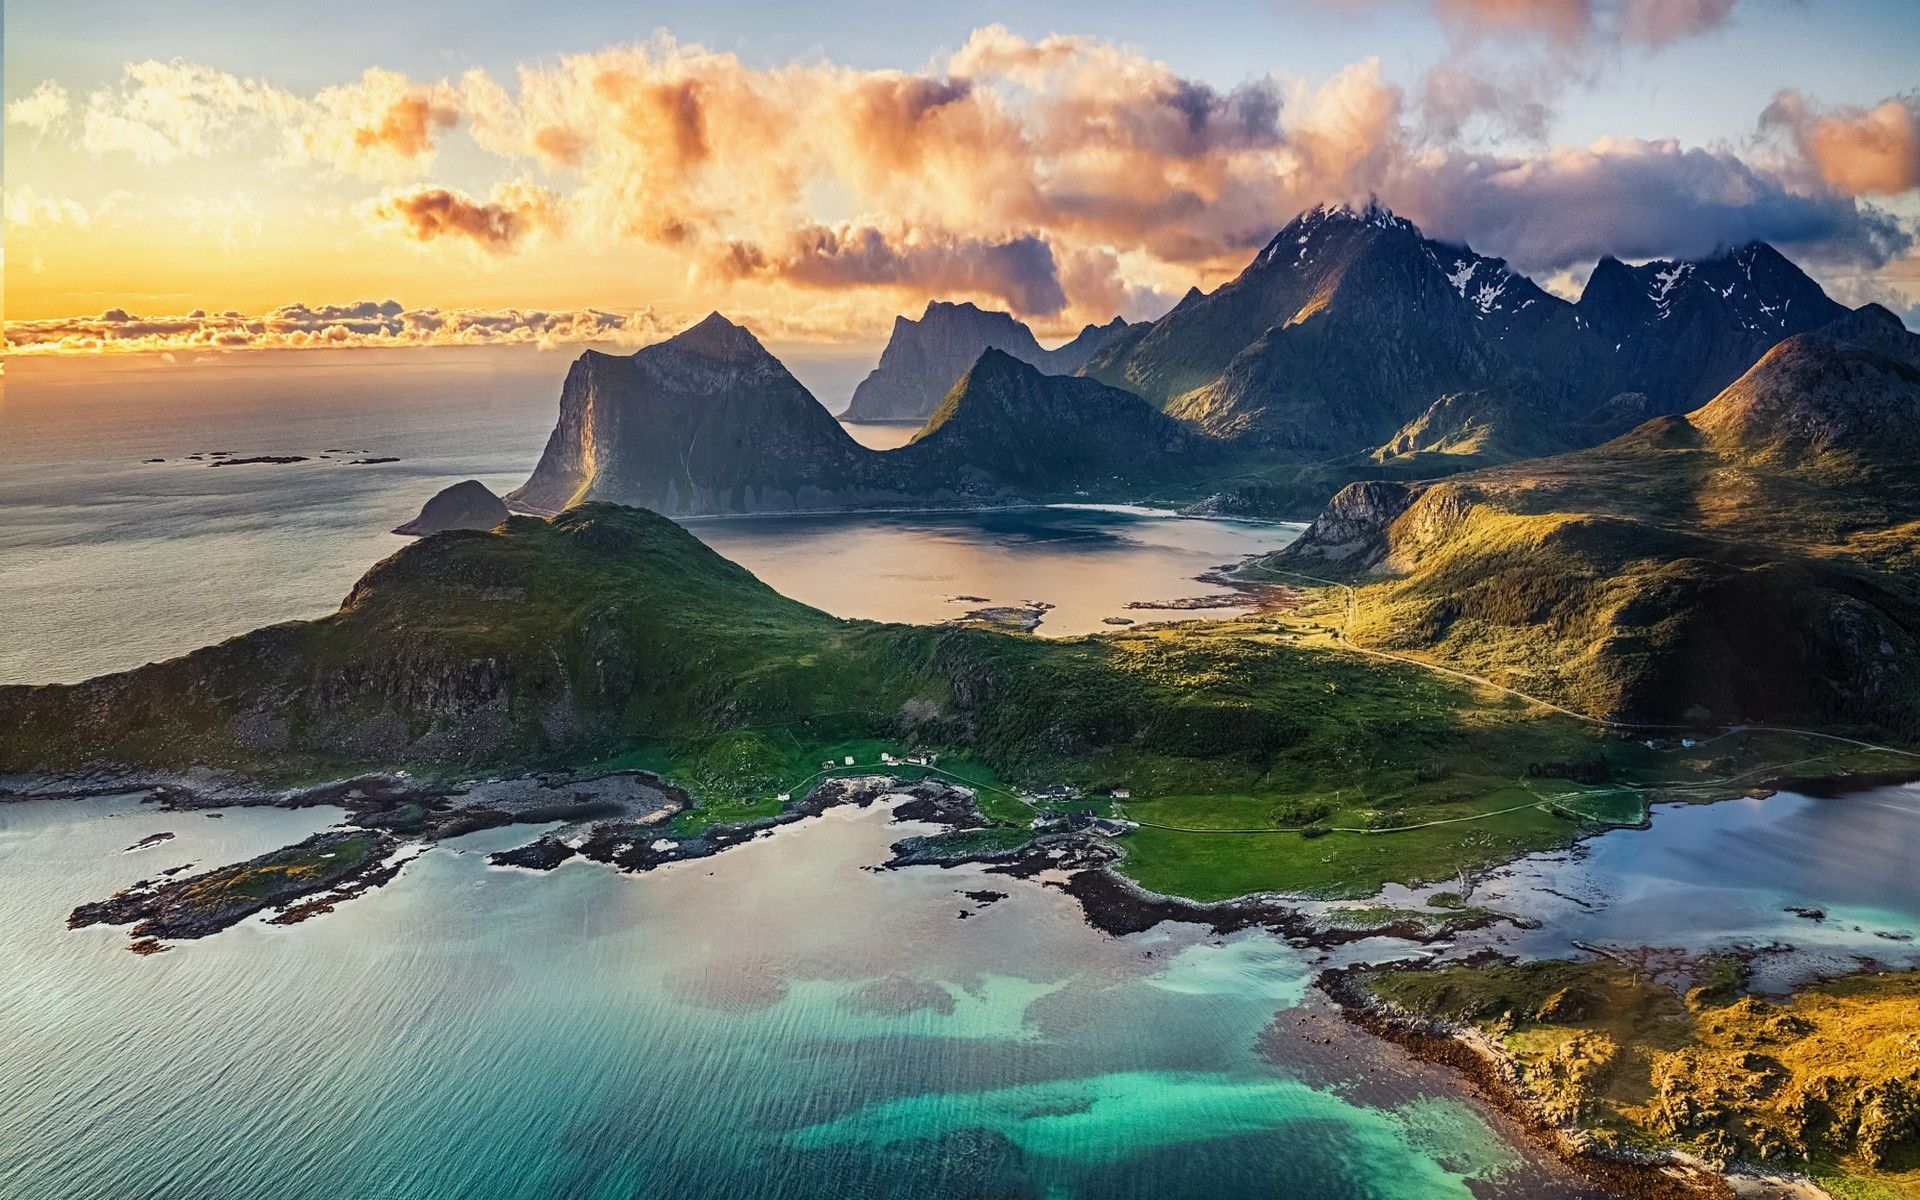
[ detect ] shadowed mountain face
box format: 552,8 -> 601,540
911,349 -> 1212,491
508,314 -> 918,516
507,315 -> 1203,517
1573,243 -> 1852,414
1083,204 -> 1553,452
1081,202 -> 1875,462
1274,334 -> 1920,734
840,301 -> 1138,423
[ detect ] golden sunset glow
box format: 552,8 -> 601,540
6,2 -> 1919,356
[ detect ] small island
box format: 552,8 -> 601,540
393,480 -> 511,537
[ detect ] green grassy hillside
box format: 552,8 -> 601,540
1268,336 -> 1920,739
9,502 -> 1909,901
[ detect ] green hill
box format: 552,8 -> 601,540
1270,335 -> 1920,737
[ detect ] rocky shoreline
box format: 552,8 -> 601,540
1317,963 -> 1744,1200
1313,960 -> 1894,1200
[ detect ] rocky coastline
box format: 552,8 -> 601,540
1317,963 -> 1747,1200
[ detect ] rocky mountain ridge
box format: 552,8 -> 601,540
1271,333 -> 1920,733
1083,201 -> 1890,463
841,301 -> 1139,423
508,314 -> 1196,517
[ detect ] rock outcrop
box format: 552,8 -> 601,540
394,480 -> 510,536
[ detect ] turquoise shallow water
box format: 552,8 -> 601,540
0,796 -> 1609,1200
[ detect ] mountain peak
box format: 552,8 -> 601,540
1252,200 -> 1425,271
923,299 -> 991,320
1691,333 -> 1920,466
661,312 -> 768,363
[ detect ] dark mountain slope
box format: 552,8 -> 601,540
508,314 -> 938,516
1084,204 -> 1564,455
902,349 -> 1213,490
1574,242 -> 1850,413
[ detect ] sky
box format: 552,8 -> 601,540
5,0 -> 1919,357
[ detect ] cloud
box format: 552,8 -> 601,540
7,80 -> 70,131
1617,0 -> 1738,46
289,68 -> 460,178
1400,0 -> 1739,143
1435,0 -> 1593,44
4,185 -> 96,229
365,181 -> 565,252
1424,0 -> 1737,47
4,300 -> 678,356
79,59 -> 301,162
1420,64 -> 1552,140
18,25 -> 1912,342
708,224 -> 1067,316
1387,135 -> 1909,273
1762,90 -> 1920,197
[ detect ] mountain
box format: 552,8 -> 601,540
508,314 -> 951,516
1082,203 -> 1562,454
841,301 -> 1139,423
1081,202 -> 1887,465
909,349 -> 1211,490
1573,242 -> 1852,413
1270,334 -> 1920,735
507,314 -> 1206,517
1690,333 -> 1920,473
394,480 -> 510,537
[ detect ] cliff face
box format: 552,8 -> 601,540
507,314 -> 968,517
841,301 -> 1137,423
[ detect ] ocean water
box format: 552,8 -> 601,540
2,351 -> 1293,684
692,506 -> 1299,638
1447,783 -> 1920,990
0,794 -> 1611,1200
1356,782 -> 1920,993
1,349 -> 563,684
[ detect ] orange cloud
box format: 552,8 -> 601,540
291,68 -> 461,178
707,223 -> 1067,316
13,23 -> 1909,342
366,181 -> 564,252
1437,0 -> 1591,43
1764,90 -> 1920,197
